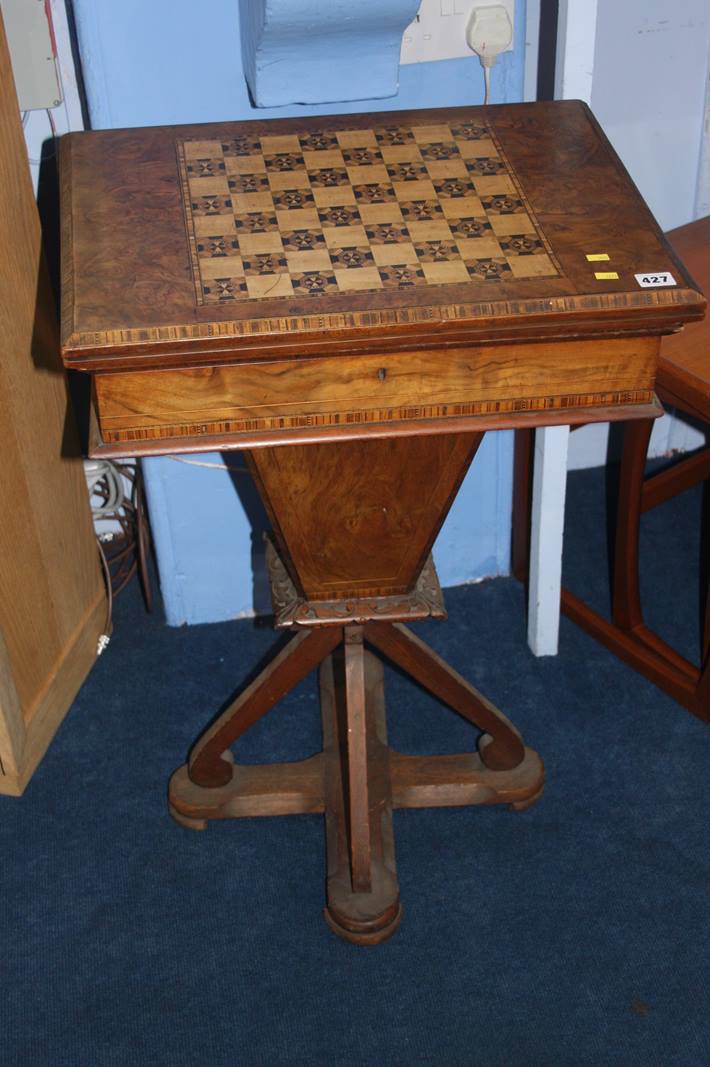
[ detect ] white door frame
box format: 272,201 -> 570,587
526,0 -> 599,656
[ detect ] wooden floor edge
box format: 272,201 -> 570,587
0,589 -> 106,797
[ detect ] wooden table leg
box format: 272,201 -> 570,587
365,621 -> 525,770
169,561 -> 544,941
321,640 -> 401,946
611,418 -> 654,632
342,626 -> 372,894
169,626 -> 341,827
512,427 -> 534,583
188,626 -> 341,788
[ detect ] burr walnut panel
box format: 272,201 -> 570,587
60,101 -> 704,376
247,433 -> 483,600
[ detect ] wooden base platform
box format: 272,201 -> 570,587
169,584 -> 544,944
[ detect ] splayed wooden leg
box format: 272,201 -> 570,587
188,626 -> 341,788
365,621 -> 526,770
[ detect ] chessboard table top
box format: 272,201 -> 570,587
60,100 -> 704,372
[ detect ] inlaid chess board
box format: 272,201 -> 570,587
177,120 -> 561,306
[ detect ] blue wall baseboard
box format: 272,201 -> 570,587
72,0 -> 526,625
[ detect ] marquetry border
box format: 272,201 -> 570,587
99,388 -> 655,444
62,289 -> 704,358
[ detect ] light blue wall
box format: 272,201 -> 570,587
73,0 -> 526,127
72,0 -> 526,625
240,0 -> 421,106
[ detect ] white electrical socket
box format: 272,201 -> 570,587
466,4 -> 513,63
400,0 -> 515,66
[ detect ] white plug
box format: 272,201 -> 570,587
466,4 -> 513,104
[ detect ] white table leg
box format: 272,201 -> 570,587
527,425 -> 570,656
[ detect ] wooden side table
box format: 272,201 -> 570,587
60,102 -> 705,943
514,217 -> 709,723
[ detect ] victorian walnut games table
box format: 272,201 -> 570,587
60,101 -> 705,944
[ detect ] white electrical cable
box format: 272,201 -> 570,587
25,108 -> 58,165
84,459 -> 126,515
167,456 -> 249,473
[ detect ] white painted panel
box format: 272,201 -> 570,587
1,0 -> 62,110
567,2 -> 710,470
19,1 -> 84,195
554,0 -> 597,102
567,412 -> 706,470
523,0 -> 540,102
528,426 -> 570,657
696,56 -> 710,217
527,0 -> 598,656
591,0 -> 710,232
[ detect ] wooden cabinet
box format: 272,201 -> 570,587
0,14 -> 106,795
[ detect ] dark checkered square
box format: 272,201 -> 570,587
419,142 -> 460,161
299,133 -> 339,152
271,189 -> 315,210
234,211 -> 279,233
414,240 -> 460,263
307,167 -> 350,188
264,153 -> 305,172
222,137 -> 261,156
465,258 -> 512,280
329,247 -> 375,269
465,157 -> 506,176
242,253 -> 288,276
364,224 -> 410,245
432,177 -> 476,199
399,200 -> 445,221
317,206 -> 361,227
378,263 -> 427,288
291,271 -> 339,295
196,235 -> 240,258
228,174 -> 270,194
481,195 -> 525,215
447,217 -> 493,240
386,162 -> 429,182
451,123 -> 489,141
202,277 -> 247,301
186,159 -> 226,178
352,183 -> 397,204
498,234 -> 545,256
375,127 -> 416,146
281,230 -> 327,252
190,195 -> 233,216
342,147 -> 383,166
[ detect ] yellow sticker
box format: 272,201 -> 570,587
586,253 -> 610,261
594,271 -> 619,280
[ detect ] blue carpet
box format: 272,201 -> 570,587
1,469 -> 708,1067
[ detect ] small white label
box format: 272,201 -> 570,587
635,271 -> 677,288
